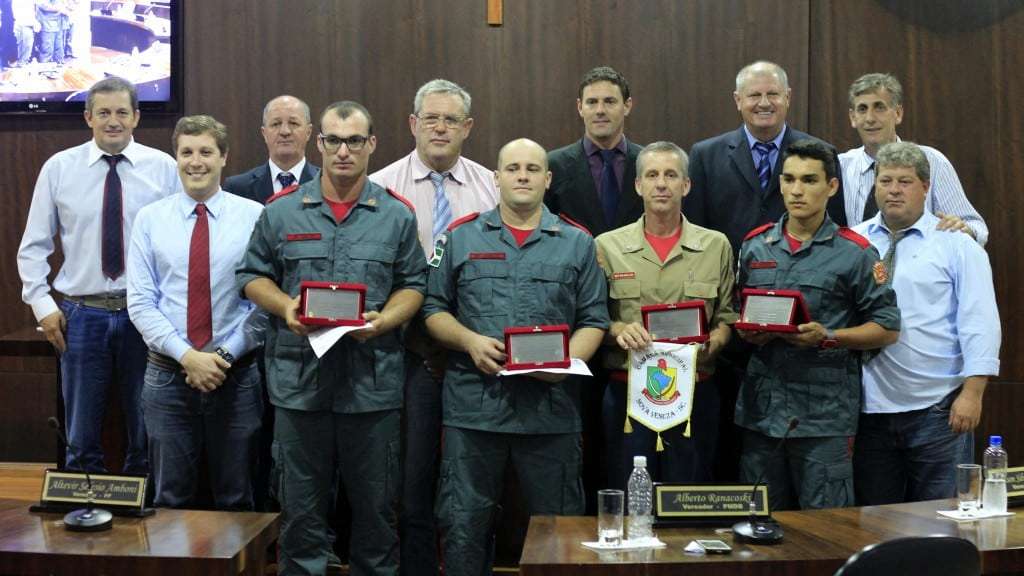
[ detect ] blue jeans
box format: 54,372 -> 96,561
853,388 -> 962,505
60,301 -> 148,474
14,25 -> 35,65
39,30 -> 64,64
400,354 -> 441,576
142,361 -> 263,510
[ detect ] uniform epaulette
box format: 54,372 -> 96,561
743,222 -> 774,241
447,212 -> 479,231
558,212 -> 592,236
386,188 -> 416,213
266,183 -> 300,205
837,227 -> 871,249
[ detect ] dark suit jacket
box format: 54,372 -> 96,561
222,161 -> 320,204
545,137 -> 644,237
683,126 -> 846,254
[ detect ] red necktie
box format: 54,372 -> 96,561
187,203 -> 212,350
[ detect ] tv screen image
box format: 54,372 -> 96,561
0,0 -> 181,113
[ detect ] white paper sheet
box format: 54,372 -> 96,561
498,357 -> 593,377
937,509 -> 1015,521
307,322 -> 370,358
581,536 -> 667,551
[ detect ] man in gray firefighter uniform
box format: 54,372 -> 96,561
237,101 -> 426,575
423,139 -> 609,576
735,139 -> 899,512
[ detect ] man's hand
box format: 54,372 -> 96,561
464,333 -> 506,375
782,322 -> 828,348
935,212 -> 975,238
423,347 -> 447,382
697,335 -> 725,366
283,296 -> 310,336
529,372 -> 567,384
39,309 -> 67,354
615,322 -> 652,351
180,349 -> 230,392
949,387 -> 983,433
737,328 -> 776,347
350,310 -> 388,343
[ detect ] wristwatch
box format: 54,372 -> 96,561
820,329 -> 840,349
214,347 -> 235,365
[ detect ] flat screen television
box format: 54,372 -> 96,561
0,0 -> 182,114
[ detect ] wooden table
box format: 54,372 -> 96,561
519,500 -> 1024,575
0,498 -> 279,575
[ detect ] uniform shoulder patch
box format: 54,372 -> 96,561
558,212 -> 592,236
266,183 -> 300,205
447,212 -> 479,231
837,227 -> 871,249
743,222 -> 774,241
386,188 -> 416,213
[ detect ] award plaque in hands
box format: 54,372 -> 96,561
298,281 -> 367,327
504,324 -> 571,370
641,301 -> 709,344
734,288 -> 810,333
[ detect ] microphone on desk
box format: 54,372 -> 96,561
732,416 -> 799,545
47,417 -> 113,532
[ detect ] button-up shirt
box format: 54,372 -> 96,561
127,190 -> 265,361
839,143 -> 988,245
854,211 -> 1000,413
17,138 -> 180,321
583,135 -> 629,195
269,157 -> 307,195
370,151 -> 499,259
423,206 -> 609,434
743,123 -> 787,183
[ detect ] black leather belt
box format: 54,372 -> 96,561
147,350 -> 257,374
64,292 -> 128,311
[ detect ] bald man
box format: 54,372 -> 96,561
423,139 -> 609,576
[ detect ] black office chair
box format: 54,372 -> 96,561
833,536 -> 980,576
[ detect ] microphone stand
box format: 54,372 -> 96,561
732,417 -> 799,545
48,417 -> 113,532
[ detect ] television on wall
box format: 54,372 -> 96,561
0,0 -> 182,114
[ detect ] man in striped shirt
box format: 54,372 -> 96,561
838,73 -> 988,245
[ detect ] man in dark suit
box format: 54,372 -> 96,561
223,94 -> 319,204
546,66 -> 643,237
685,61 -> 846,255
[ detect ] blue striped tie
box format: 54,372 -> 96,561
753,141 -> 776,192
430,171 -> 452,242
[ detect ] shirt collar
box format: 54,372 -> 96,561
625,214 -> 701,252
177,189 -> 226,219
483,205 -> 561,234
583,135 -> 628,158
868,210 -> 934,239
88,138 -> 139,167
742,124 -> 787,151
411,151 -> 467,185
269,157 -> 306,182
768,212 -> 837,245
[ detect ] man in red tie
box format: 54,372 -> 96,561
17,77 -> 179,475
126,115 -> 266,509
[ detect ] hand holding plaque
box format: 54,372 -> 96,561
641,301 -> 708,344
299,281 -> 367,327
504,324 -> 571,370
734,288 -> 811,333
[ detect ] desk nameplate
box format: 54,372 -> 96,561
654,484 -> 769,525
37,470 -> 147,510
1006,466 -> 1024,505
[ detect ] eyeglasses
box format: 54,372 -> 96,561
416,114 -> 466,129
319,133 -> 369,152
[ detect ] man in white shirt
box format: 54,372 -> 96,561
370,78 -> 498,576
223,95 -> 320,204
17,76 -> 179,474
838,73 -> 988,244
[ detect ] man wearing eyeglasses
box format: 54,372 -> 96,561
238,101 -> 426,576
224,95 -> 319,205
370,78 -> 498,576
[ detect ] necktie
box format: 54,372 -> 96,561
187,203 -> 212,351
101,154 -> 125,279
753,142 -> 776,192
881,229 -> 905,286
430,171 -> 452,242
277,172 -> 296,189
861,162 -> 878,222
599,149 -> 620,227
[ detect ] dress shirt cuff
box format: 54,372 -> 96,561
31,296 -> 59,323
166,338 -> 193,363
220,330 -> 252,360
962,359 -> 1000,378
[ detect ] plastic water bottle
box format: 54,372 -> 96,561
983,435 -> 1008,514
627,455 -> 653,540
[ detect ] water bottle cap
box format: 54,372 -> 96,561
633,455 -> 647,467
990,435 -> 1003,446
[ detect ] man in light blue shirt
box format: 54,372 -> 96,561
127,115 -> 265,509
852,141 -> 1000,505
